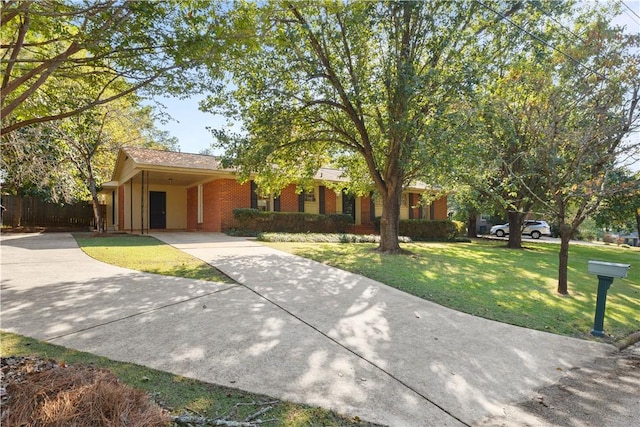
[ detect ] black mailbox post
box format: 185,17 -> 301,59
587,261 -> 631,337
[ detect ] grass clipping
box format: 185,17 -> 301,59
2,363 -> 169,427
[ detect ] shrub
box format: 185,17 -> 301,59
452,220 -> 466,236
326,214 -> 352,233
231,209 -> 352,234
257,232 -> 412,244
399,219 -> 463,241
374,217 -> 463,241
224,228 -> 261,237
234,210 -> 464,241
232,208 -> 261,222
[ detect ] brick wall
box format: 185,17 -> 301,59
219,179 -> 251,230
183,177 -> 446,231
408,193 -> 421,219
196,179 -> 253,231
200,181 -> 219,231
325,188 -> 337,214
279,184 -> 299,212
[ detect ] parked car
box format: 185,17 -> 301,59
489,220 -> 551,239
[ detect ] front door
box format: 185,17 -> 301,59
149,191 -> 166,229
342,191 -> 356,223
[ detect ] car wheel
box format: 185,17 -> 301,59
496,230 -> 505,237
531,230 -> 541,239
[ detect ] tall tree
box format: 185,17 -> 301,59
541,18 -> 638,294
490,6 -> 640,294
464,1 -> 577,249
1,0 -> 226,135
55,99 -> 172,230
478,59 -> 555,249
451,1 -> 639,293
205,0 -> 517,253
1,96 -> 177,229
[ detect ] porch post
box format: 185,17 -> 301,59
141,172 -> 144,234
129,178 -> 133,233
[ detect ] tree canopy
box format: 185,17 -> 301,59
1,0 -> 226,134
205,0 -> 527,252
593,169 -> 640,238
461,1 -> 640,293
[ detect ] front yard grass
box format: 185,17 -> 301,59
263,240 -> 639,342
74,233 -> 234,284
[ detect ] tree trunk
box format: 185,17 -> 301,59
467,211 -> 478,238
378,184 -> 402,253
13,196 -> 22,227
636,207 -> 640,247
91,195 -> 103,232
507,211 -> 523,249
87,176 -> 104,233
557,223 -> 571,295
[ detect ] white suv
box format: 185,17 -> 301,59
490,220 -> 551,239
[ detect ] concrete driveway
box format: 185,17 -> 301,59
0,232 -> 616,426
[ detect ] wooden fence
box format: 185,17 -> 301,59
1,195 -> 95,229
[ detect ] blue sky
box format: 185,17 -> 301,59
154,1 -> 640,167
151,94 -> 227,155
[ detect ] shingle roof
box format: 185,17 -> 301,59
123,147 -> 351,182
314,167 -> 348,182
123,147 -> 224,170
120,147 -> 436,190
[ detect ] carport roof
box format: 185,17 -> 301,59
123,147 -> 225,171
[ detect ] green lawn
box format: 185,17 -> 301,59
263,239 -> 639,342
74,233 -> 234,283
0,332 -> 373,427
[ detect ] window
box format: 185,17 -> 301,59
303,190 -> 316,202
257,194 -> 271,211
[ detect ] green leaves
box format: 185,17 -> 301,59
593,170 -> 640,234
1,0 -> 227,134
205,1 -> 484,191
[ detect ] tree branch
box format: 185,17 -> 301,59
1,5 -> 30,90
0,0 -> 32,28
1,65 -> 177,134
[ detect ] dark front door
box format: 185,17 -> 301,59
342,191 -> 356,223
149,191 -> 166,229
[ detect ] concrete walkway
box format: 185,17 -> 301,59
0,232 -> 615,426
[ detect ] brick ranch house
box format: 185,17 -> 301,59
100,147 -> 448,234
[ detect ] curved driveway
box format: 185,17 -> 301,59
1,232 -> 615,426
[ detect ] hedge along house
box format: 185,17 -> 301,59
100,147 -> 448,234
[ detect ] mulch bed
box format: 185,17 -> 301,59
1,356 -> 169,426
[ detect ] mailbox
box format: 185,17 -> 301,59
588,261 -> 630,279
588,260 -> 631,337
